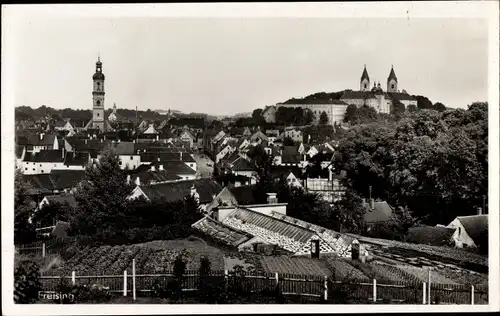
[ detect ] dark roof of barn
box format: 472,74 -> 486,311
228,185 -> 259,205
64,152 -> 90,166
231,157 -> 254,172
192,216 -> 253,247
363,201 -> 394,223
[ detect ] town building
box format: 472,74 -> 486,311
85,56 -> 113,132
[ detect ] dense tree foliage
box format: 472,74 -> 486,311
275,107 -> 314,126
333,103 -> 488,225
14,170 -> 36,244
282,91 -> 345,105
343,105 -> 378,125
31,201 -> 72,228
319,111 -> 329,125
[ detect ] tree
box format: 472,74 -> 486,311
303,109 -> 314,125
330,189 -> 366,233
407,104 -> 418,113
72,149 -> 134,235
319,111 -> 329,125
31,201 -> 72,228
14,260 -> 42,303
344,104 -> 357,123
14,170 -> 36,244
247,145 -> 275,194
433,102 -> 447,112
413,95 -> 434,110
391,100 -> 406,116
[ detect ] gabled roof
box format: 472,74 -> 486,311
231,157 -> 254,172
363,201 -> 394,223
16,133 -> 57,147
161,161 -> 196,175
23,150 -> 64,163
340,90 -> 376,100
406,225 -> 456,246
129,168 -> 181,183
64,152 -> 90,166
271,166 -> 303,180
222,208 -> 315,253
456,215 -> 488,243
43,194 -> 78,208
192,216 -> 253,247
388,92 -> 416,102
111,142 -> 136,155
138,179 -> 222,203
142,124 -> 158,135
49,170 -> 86,189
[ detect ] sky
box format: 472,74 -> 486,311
12,17 -> 488,116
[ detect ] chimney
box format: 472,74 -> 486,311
135,176 -> 141,186
39,133 -> 44,140
156,135 -> 159,141
150,165 -> 156,172
62,147 -> 65,158
267,193 -> 278,204
126,174 -> 131,184
477,207 -> 483,215
159,164 -> 164,171
180,151 -> 183,160
370,198 -> 375,210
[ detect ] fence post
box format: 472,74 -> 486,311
132,259 -> 136,301
71,271 -> 76,286
427,268 -> 431,305
275,272 -> 279,286
422,282 -> 426,304
471,285 -> 474,305
42,243 -> 46,257
323,276 -> 328,301
373,279 -> 377,303
123,270 -> 128,297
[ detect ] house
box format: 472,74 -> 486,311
250,130 -> 268,144
215,144 -> 236,163
23,170 -> 86,195
139,124 -> 160,140
21,150 -> 65,175
162,161 -> 197,180
271,166 -> 304,188
112,142 -> 141,170
35,221 -> 71,239
275,145 -> 304,167
284,127 -> 303,143
31,194 -> 78,226
406,225 -> 457,247
230,157 -> 256,184
261,106 -> 277,123
127,178 -> 223,211
127,164 -> 181,185
446,214 -> 488,248
58,152 -> 91,171
304,176 -> 345,203
16,133 -> 59,153
54,120 -> 74,134
179,129 -> 196,148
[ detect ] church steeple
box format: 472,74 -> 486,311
360,65 -> 370,91
387,65 -> 398,92
92,56 -> 105,131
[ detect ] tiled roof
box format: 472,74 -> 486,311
231,157 -> 254,172
162,161 -> 196,175
111,142 -> 136,155
192,216 -> 253,247
129,169 -> 181,183
23,150 -> 64,163
457,215 -> 488,243
16,133 -> 57,147
49,170 -> 86,190
387,92 -> 416,101
271,166 -> 303,180
44,194 -> 78,208
222,208 -> 315,253
363,201 -> 394,223
340,90 -> 376,100
64,152 -> 90,166
138,178 -> 222,204
406,226 -> 456,246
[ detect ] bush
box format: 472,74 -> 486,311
14,260 -> 41,304
52,278 -> 112,303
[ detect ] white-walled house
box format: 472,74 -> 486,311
21,150 -> 65,175
216,144 -> 235,163
446,214 -> 488,248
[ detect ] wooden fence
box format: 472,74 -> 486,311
38,268 -> 488,304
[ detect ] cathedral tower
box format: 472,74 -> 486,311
360,65 -> 370,92
92,56 -> 105,131
387,65 -> 398,93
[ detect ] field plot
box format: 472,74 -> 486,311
394,265 -> 458,284
323,258 -> 368,281
46,239 -> 225,276
260,256 -> 332,276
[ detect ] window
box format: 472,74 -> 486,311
96,100 -> 101,106
119,161 -> 122,165
25,168 -> 27,171
364,84 -> 367,89
41,170 -> 44,173
67,165 -> 69,168
458,227 -> 461,236
391,84 -> 395,89
97,113 -> 100,117
130,156 -> 133,160
54,164 -> 56,167
33,168 -> 35,171
40,164 -> 42,167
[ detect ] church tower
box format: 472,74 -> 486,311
92,56 -> 105,131
360,65 -> 370,92
387,65 -> 398,93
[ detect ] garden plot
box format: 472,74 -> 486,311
46,239 -> 225,276
260,256 -> 332,277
